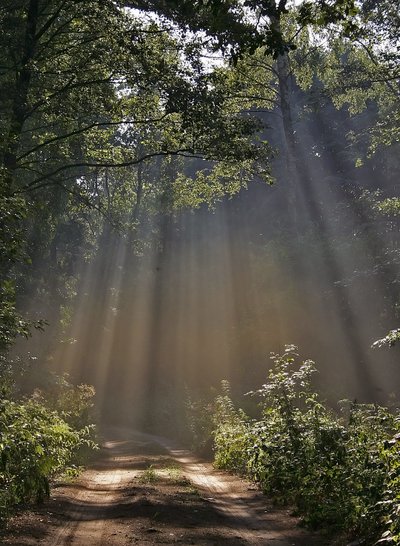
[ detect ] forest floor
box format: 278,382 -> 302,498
0,428 -> 333,546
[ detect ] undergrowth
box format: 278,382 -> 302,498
0,373 -> 98,525
209,346 -> 400,545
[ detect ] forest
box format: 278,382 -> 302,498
0,0 -> 399,544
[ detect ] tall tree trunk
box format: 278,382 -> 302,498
1,0 -> 39,194
271,12 -> 300,234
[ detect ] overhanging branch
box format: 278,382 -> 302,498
15,148 -> 205,194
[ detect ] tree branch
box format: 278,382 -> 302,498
16,149 -> 205,193
16,115 -> 173,161
35,1 -> 69,42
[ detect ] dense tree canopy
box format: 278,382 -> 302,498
0,0 -> 275,354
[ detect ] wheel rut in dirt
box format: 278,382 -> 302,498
1,429 -> 328,545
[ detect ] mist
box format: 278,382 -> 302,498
23,90 -> 397,433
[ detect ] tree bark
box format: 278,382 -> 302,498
1,0 -> 39,194
271,12 -> 300,234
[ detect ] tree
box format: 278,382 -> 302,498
0,0 -> 273,355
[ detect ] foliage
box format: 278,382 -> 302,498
373,329 -> 400,349
0,0 -> 275,361
0,194 -> 35,352
213,381 -> 252,473
376,425 -> 400,545
139,0 -> 358,62
40,373 -> 97,431
138,464 -> 158,484
375,198 -> 400,218
212,347 -> 400,544
0,0 -> 271,200
305,0 -> 400,159
184,392 -> 216,453
0,394 -> 97,524
0,361 -> 97,526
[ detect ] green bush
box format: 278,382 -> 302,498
184,392 -> 216,453
213,381 -> 252,473
370,422 -> 400,545
41,373 -> 97,432
212,346 -> 400,544
0,391 -> 97,524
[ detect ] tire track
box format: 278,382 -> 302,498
150,435 -> 325,545
1,430 -> 328,546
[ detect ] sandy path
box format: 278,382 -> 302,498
45,441 -> 133,545
1,430 -> 328,546
148,434 -> 326,546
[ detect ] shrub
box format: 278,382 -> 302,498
0,392 -> 97,524
213,381 -> 251,473
184,392 -> 216,453
212,346 -> 400,544
41,373 -> 96,432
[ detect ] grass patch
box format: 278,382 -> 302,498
136,462 -> 198,495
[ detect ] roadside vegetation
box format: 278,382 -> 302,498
187,346 -> 400,545
0,374 -> 97,525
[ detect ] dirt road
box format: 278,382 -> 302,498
1,430 -> 329,545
